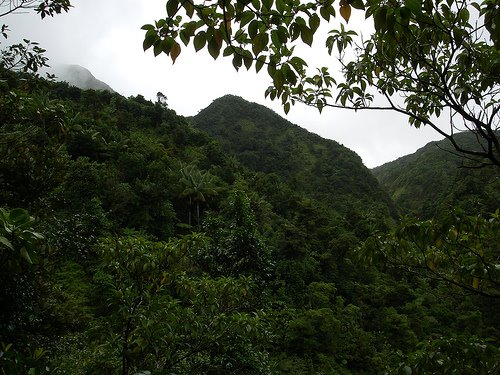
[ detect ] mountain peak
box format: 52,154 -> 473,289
193,95 -> 396,218
53,64 -> 115,93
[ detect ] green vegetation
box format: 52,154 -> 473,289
0,65 -> 498,373
1,0 -> 499,371
373,132 -> 500,219
192,95 -> 396,223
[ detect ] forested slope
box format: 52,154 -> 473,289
373,132 -> 500,218
192,95 -> 396,219
1,69 -> 498,374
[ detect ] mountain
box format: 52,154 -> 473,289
53,64 -> 114,92
191,95 -> 396,219
2,68 -> 499,374
372,132 -> 500,218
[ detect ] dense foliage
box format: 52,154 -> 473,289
373,132 -> 500,219
0,66 -> 498,373
192,95 -> 396,222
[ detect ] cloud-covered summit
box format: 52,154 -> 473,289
53,64 -> 114,93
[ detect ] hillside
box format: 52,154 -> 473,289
192,95 -> 396,219
373,132 -> 500,218
1,68 -> 498,374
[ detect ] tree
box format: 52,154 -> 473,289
360,208 -> 500,299
396,335 -> 500,374
90,234 -> 274,374
179,164 -> 219,226
143,0 -> 499,167
197,185 -> 273,280
156,90 -> 169,108
0,207 -> 47,373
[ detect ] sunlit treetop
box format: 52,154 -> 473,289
144,0 -> 500,167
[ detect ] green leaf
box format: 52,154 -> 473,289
386,7 -> 396,33
309,13 -> 320,33
374,7 -> 387,31
167,0 -> 179,17
291,23 -> 300,41
233,54 -> 243,70
276,0 -> 285,13
320,6 -> 331,21
284,102 -> 291,114
255,55 -> 266,73
248,20 -> 259,39
459,8 -> 470,23
290,56 -> 307,72
9,208 -> 30,225
184,21 -> 197,36
153,41 -> 162,56
223,45 -> 234,56
273,69 -> 285,88
252,32 -> 268,55
180,29 -> 190,46
156,19 -> 166,28
277,26 -> 288,43
161,38 -> 174,54
143,35 -> 157,51
239,11 -> 255,28
20,247 -> 33,264
267,60 -> 277,77
351,0 -> 365,10
194,31 -> 207,52
271,30 -> 282,48
208,37 -> 221,59
285,66 -> 297,85
262,0 -> 273,11
300,25 -> 313,46
243,54 -> 253,70
183,1 -> 194,17
404,0 -> 421,15
399,6 -> 412,24
0,236 -> 14,251
317,100 -> 324,113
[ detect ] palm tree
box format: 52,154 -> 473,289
179,164 -> 218,227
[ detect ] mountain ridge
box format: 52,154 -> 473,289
192,94 -> 397,219
373,132 -> 500,218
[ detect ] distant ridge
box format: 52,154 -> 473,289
372,132 -> 500,218
53,64 -> 115,92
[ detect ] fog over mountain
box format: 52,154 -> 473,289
52,64 -> 115,93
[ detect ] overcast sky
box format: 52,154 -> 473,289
2,0 -> 445,168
